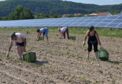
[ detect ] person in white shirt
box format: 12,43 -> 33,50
36,27 -> 48,42
7,32 -> 26,60
59,26 -> 69,39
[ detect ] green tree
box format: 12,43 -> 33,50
8,5 -> 34,20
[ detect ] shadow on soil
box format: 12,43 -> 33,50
107,60 -> 122,64
34,60 -> 48,65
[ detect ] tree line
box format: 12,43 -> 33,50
0,0 -> 121,20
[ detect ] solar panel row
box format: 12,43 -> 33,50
0,14 -> 122,28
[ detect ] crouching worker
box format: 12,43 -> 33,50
7,32 -> 26,60
36,27 -> 48,42
59,26 -> 69,39
83,26 -> 101,60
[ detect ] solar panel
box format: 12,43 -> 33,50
107,23 -> 118,28
96,16 -> 107,19
112,20 -> 122,23
96,23 -> 109,27
105,15 -> 118,19
118,15 -> 122,19
0,14 -> 122,28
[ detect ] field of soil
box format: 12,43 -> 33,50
0,29 -> 122,84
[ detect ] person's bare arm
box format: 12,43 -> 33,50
37,33 -> 41,40
95,32 -> 101,45
7,40 -> 14,57
83,30 -> 89,46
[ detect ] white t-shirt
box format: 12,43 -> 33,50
60,27 -> 67,32
15,32 -> 26,38
39,28 -> 44,32
15,32 -> 26,43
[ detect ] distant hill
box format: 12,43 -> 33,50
0,0 -> 121,17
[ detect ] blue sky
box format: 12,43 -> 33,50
66,0 -> 122,5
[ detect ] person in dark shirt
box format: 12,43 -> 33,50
83,26 -> 101,60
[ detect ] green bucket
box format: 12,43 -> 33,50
23,52 -> 37,63
97,47 -> 109,61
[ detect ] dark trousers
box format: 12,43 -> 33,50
63,28 -> 69,39
88,41 -> 98,52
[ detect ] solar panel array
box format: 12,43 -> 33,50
0,14 -> 122,28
